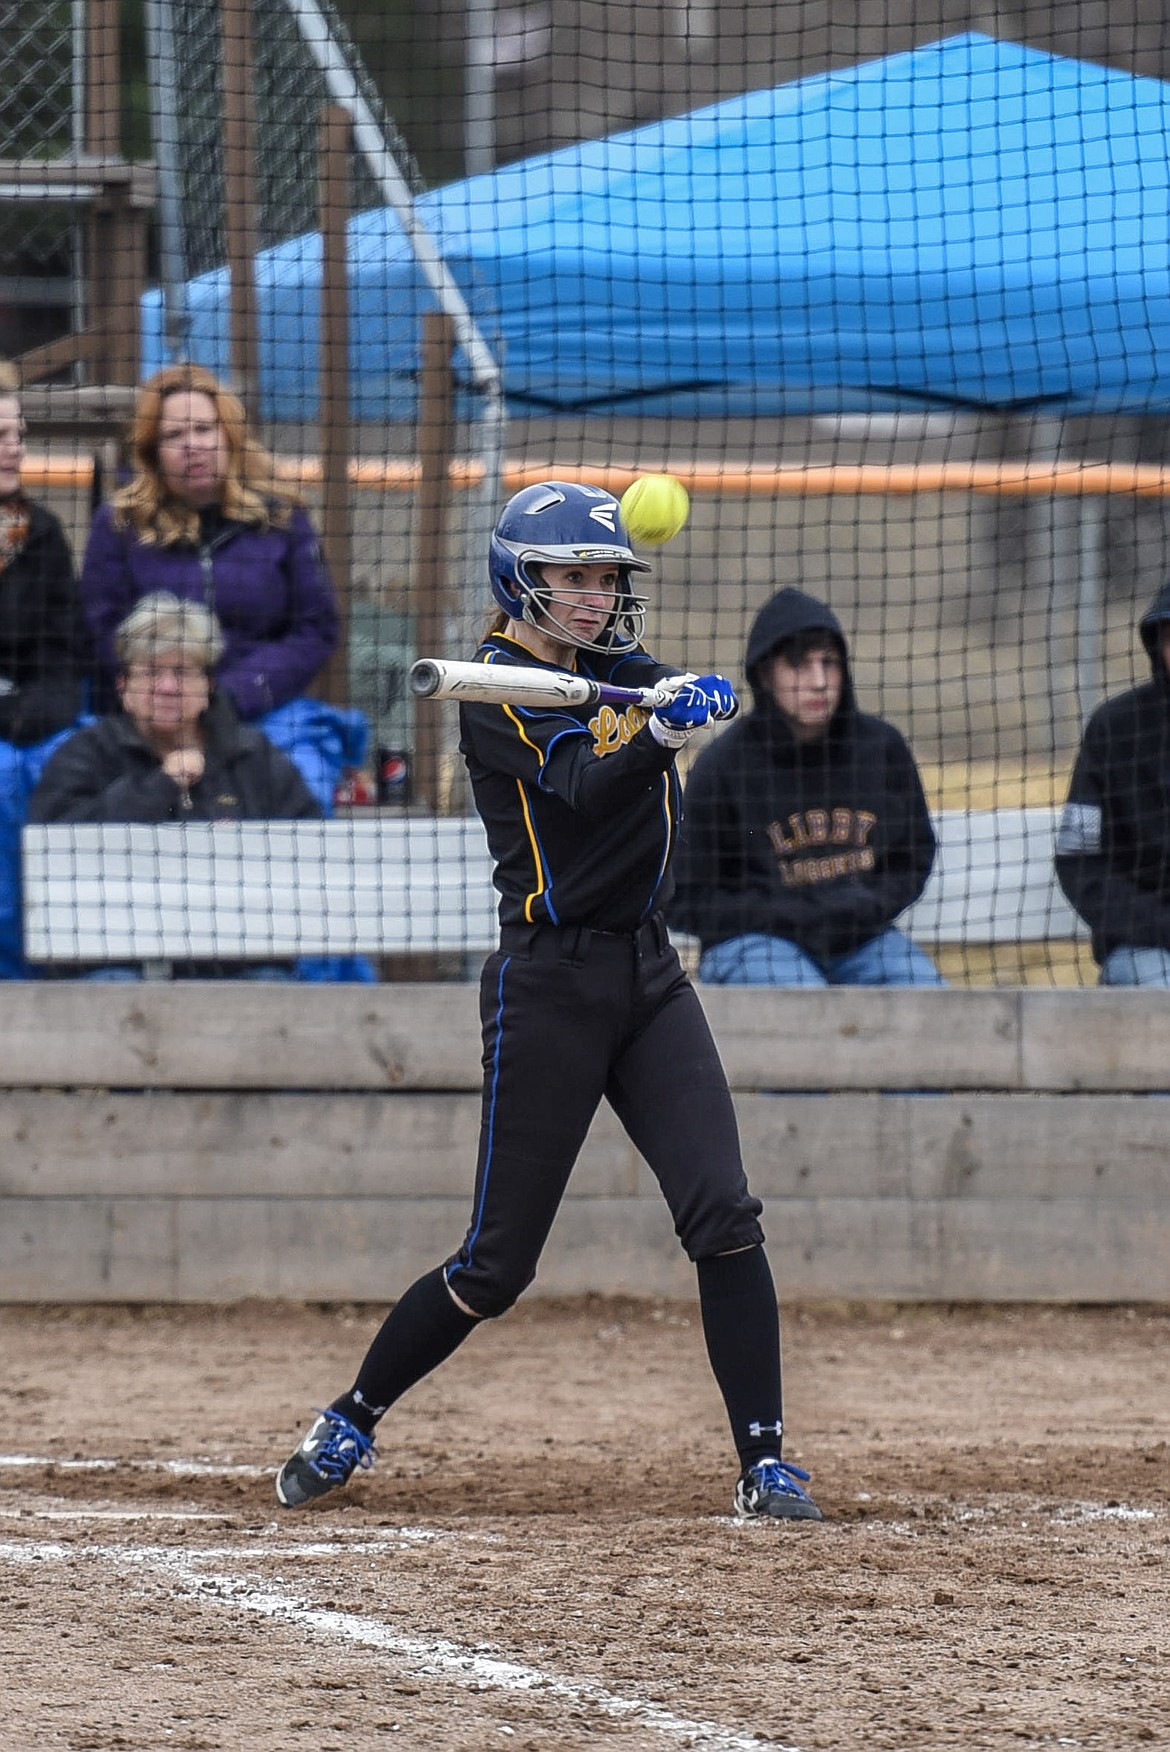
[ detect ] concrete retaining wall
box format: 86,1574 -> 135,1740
2,985 -> 1167,1303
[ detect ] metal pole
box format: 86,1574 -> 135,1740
144,0 -> 189,357
464,0 -> 496,176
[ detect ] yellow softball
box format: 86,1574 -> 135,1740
619,474 -> 690,546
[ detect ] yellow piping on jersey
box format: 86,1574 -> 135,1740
501,703 -> 547,921
651,770 -> 676,898
512,775 -> 545,921
503,701 -> 546,765
490,631 -> 579,671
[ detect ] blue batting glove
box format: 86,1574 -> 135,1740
649,674 -> 739,749
655,678 -> 713,733
694,673 -> 738,720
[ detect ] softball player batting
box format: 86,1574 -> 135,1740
276,480 -> 823,1522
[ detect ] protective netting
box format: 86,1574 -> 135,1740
165,0 -> 421,281
6,3 -> 1170,986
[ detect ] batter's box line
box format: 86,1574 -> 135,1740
868,1493 -> 1162,1528
0,1505 -> 490,1551
0,1539 -> 803,1752
0,1452 -> 270,1477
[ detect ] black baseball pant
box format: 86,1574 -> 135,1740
443,913 -> 765,1317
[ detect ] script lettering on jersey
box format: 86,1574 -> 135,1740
766,809 -> 878,887
590,702 -> 650,756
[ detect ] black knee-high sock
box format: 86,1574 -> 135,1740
331,1267 -> 480,1435
697,1246 -> 785,1471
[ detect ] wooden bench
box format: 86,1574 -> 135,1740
21,807 -> 1084,972
2,980 -> 1168,1302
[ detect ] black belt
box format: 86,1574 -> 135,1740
499,913 -> 668,963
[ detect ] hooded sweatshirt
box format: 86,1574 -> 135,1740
0,498 -> 90,745
668,588 -> 937,962
1055,579 -> 1170,962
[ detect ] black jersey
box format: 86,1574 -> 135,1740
458,631 -> 682,931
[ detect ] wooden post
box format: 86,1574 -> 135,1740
316,104 -> 351,707
86,0 -> 120,384
104,179 -> 148,386
412,311 -> 456,815
86,0 -> 120,155
219,0 -> 261,403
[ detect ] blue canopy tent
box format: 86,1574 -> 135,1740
142,31 -> 1170,421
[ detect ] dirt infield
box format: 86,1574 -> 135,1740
1,1299 -> 1166,1751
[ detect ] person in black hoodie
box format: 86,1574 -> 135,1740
0,363 -> 91,978
0,386 -> 88,746
1056,580 -> 1170,985
669,587 -> 944,986
29,590 -> 319,979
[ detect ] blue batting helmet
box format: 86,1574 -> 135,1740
488,481 -> 652,653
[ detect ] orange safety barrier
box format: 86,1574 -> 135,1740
22,453 -> 1170,498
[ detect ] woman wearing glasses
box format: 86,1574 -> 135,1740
29,591 -> 319,980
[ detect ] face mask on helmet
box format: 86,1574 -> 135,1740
489,481 -> 652,653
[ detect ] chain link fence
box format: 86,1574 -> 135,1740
0,0 -> 78,355
166,0 -> 423,282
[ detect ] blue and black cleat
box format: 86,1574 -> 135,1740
275,1407 -> 377,1508
734,1456 -> 823,1522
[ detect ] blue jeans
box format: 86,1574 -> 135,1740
699,928 -> 947,988
81,965 -> 299,982
1100,946 -> 1170,988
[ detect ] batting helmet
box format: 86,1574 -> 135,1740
488,481 -> 652,653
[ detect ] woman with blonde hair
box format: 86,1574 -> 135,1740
80,364 -> 354,812
0,359 -> 91,977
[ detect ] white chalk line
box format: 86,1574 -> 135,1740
858,1493 -> 1161,1534
0,1506 -> 231,1522
0,1453 -> 269,1477
5,1460 -> 1158,1529
0,1510 -> 477,1550
0,1538 -> 801,1752
1055,1502 -> 1157,1524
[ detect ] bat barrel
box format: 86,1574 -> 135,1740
409,659 -> 443,698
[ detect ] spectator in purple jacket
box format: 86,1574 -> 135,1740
79,364 -> 362,813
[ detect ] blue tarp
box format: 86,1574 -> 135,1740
142,32 -> 1170,420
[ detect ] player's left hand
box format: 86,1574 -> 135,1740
692,673 -> 738,720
